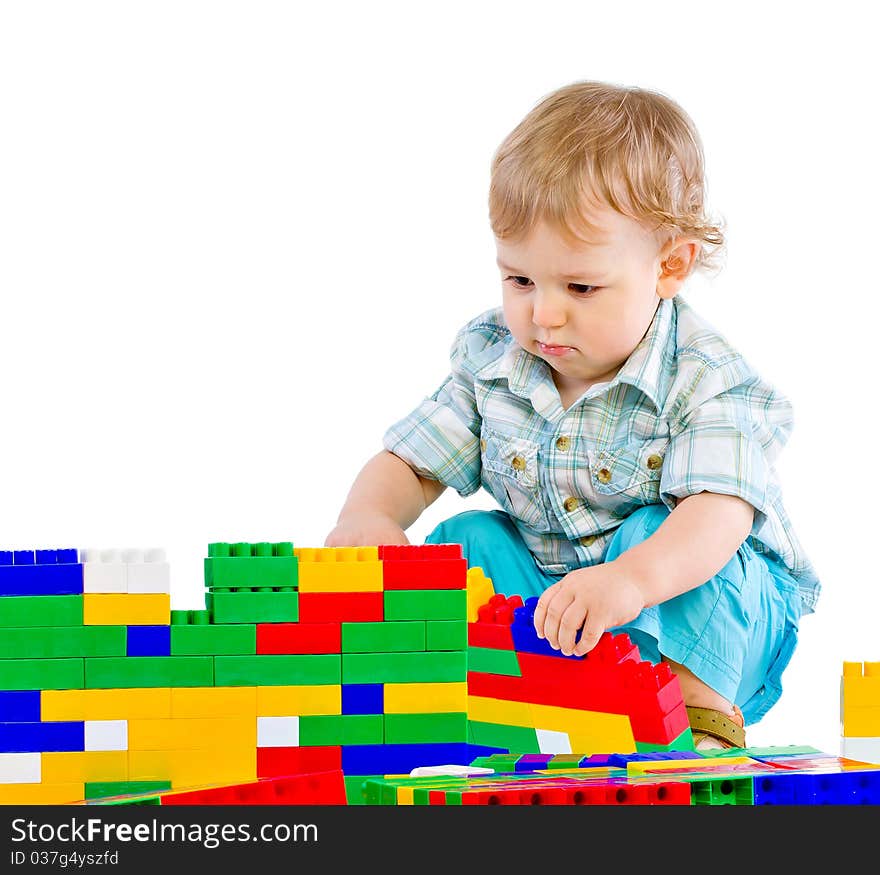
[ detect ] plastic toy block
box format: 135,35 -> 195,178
0,549 -> 83,596
84,720 -> 128,751
170,686 -> 256,718
342,683 -> 384,715
466,566 -> 496,623
257,715 -> 299,747
384,713 -> 468,745
84,656 -> 213,688
0,721 -> 84,753
384,590 -> 467,621
341,742 -> 479,776
128,746 -> 255,788
127,625 -> 171,656
205,541 -> 297,590
296,549 -> 383,592
128,716 -> 256,751
841,737 -> 880,763
469,720 -> 540,752
0,594 -> 83,626
378,544 -> 467,590
843,708 -> 880,737
468,646 -> 522,676
468,619 -> 515,650
529,702 -> 636,753
342,620 -> 426,653
0,657 -> 84,691
468,694 -> 534,726
257,745 -> 341,778
300,714 -> 384,746
256,684 -> 341,716
207,591 -> 299,624
0,782 -> 85,803
478,593 -> 525,625
83,593 -> 170,626
298,591 -> 384,623
342,651 -> 466,684
384,682 -> 468,714
81,550 -> 127,593
160,770 -> 347,806
42,751 -> 128,783
0,690 -> 41,722
426,620 -> 467,651
536,729 -> 573,753
0,751 -> 41,783
215,654 -> 341,686
171,624 -> 256,655
85,780 -> 171,799
0,625 -> 126,659
124,548 -> 171,594
256,621 -> 339,654
42,688 -> 172,721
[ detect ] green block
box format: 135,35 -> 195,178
0,595 -> 83,627
214,654 -> 340,686
467,646 -> 521,676
85,781 -> 172,800
544,754 -> 587,769
84,656 -> 214,688
383,590 -> 466,621
341,621 -> 425,653
467,720 -> 540,753
0,626 -> 126,658
170,624 -> 256,655
209,591 -> 299,623
469,753 -> 517,770
342,651 -> 466,684
95,795 -> 162,806
426,620 -> 467,651
689,776 -> 754,806
0,658 -> 84,690
344,774 -> 378,806
299,714 -> 384,746
384,712 -> 468,744
205,554 -> 298,590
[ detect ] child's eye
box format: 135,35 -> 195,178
504,276 -> 599,295
507,275 -> 532,288
570,284 -> 598,295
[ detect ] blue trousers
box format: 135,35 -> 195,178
426,505 -> 802,725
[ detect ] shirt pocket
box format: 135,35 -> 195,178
585,438 -> 668,516
480,427 -> 552,532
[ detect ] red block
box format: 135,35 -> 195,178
257,745 -> 342,778
298,591 -> 383,623
159,770 -> 346,805
468,622 -> 514,649
428,789 -> 448,805
378,544 -> 463,561
381,559 -> 467,590
256,622 -> 341,654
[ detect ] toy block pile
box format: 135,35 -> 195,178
841,661 -> 880,764
359,746 -> 880,805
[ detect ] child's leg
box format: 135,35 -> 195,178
604,504 -> 802,727
424,509 -> 558,601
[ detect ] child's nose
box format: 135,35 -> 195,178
531,287 -> 566,328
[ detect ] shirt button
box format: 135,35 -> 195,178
555,436 -> 571,451
579,535 -> 597,547
511,455 -> 526,472
646,453 -> 663,471
596,467 -> 612,484
563,496 -> 579,512
480,439 -> 486,452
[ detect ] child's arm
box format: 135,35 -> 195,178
324,450 -> 447,547
533,491 -> 754,656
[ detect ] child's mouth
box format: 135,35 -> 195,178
537,342 -> 574,357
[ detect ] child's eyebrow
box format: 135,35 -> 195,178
495,259 -> 608,282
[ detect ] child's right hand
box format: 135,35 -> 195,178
324,511 -> 410,548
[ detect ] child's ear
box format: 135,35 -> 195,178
657,239 -> 700,299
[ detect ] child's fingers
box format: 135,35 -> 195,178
572,622 -> 604,657
532,581 -> 561,639
536,586 -> 574,651
557,603 -> 589,656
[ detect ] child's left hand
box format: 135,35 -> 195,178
532,562 -> 646,657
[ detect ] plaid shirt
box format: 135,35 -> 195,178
383,297 -> 819,615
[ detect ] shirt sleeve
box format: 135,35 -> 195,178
382,322 -> 491,498
659,357 -> 794,525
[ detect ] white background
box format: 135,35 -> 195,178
1,1 -> 875,757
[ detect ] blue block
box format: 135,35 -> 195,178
606,751 -> 702,768
126,625 -> 171,656
509,597 -> 583,659
0,721 -> 84,752
342,742 -> 478,775
341,684 -> 384,715
515,753 -> 554,772
0,690 -> 41,722
0,559 -> 84,596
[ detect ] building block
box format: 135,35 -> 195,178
341,620 -> 426,653
0,690 -> 41,722
0,658 -> 84,691
0,594 -> 83,626
256,684 -> 340,716
300,714 -> 384,746
296,547 -> 383,592
42,688 -> 173,721
214,654 -> 341,686
384,682 -> 468,714
171,624 -> 256,655
0,752 -> 41,783
170,686 -> 256,718
84,656 -> 213,689
0,721 -> 84,753
127,625 -> 171,656
207,591 -> 299,624
298,591 -> 383,623
342,651 -> 466,685
426,620 -> 467,651
81,550 -> 127,593
83,593 -> 170,626
124,549 -> 171,594
257,745 -> 341,778
205,541 -> 297,590
342,684 -> 384,715
384,590 -> 467,621
256,622 -> 339,654
378,544 -> 467,591
42,751 -> 129,784
0,549 -> 83,596
257,716 -> 299,747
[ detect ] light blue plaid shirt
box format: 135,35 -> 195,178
383,297 -> 819,615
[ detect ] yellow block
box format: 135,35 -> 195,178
129,748 -> 255,788
0,782 -> 85,804
295,546 -> 379,562
397,786 -> 416,804
626,756 -> 756,776
468,695 -> 533,726
128,717 -> 256,751
83,593 -> 171,625
843,707 -> 880,737
385,682 -> 468,713
466,567 -> 495,622
297,561 -> 383,592
42,751 -> 128,784
256,685 -> 341,716
530,702 -> 635,753
171,686 -> 257,718
42,688 -> 172,721
842,676 -> 880,709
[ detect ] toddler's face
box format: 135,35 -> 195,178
496,204 -> 676,400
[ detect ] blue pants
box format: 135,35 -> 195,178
426,505 -> 802,725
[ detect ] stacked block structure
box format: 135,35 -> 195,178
841,661 -> 880,764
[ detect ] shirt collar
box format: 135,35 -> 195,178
474,297 -> 676,414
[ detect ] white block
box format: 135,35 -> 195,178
0,753 -> 41,783
409,764 -> 495,777
81,548 -> 127,593
257,716 -> 299,747
126,548 -> 170,594
85,720 -> 128,751
536,728 -> 572,754
841,736 -> 880,764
